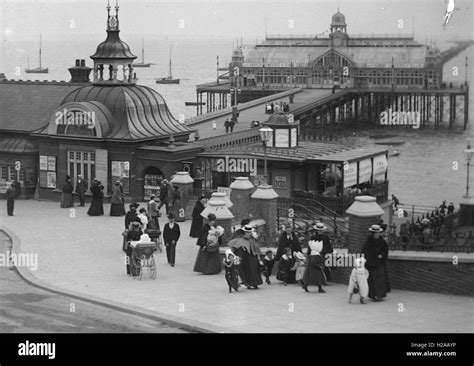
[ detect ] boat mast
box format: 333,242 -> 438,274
169,45 -> 172,79
39,34 -> 42,69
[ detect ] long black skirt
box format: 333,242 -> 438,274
193,248 -> 221,274
367,265 -> 387,299
189,217 -> 203,238
241,251 -> 263,287
302,255 -> 327,286
225,266 -> 239,291
87,198 -> 104,216
110,202 -> 125,216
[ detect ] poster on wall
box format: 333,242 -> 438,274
343,162 -> 357,188
95,149 -> 108,195
290,128 -> 297,147
39,156 -> 48,171
47,172 -> 56,188
47,156 -> 56,171
275,176 -> 287,189
275,129 -> 289,148
112,161 -> 130,195
358,159 -> 372,184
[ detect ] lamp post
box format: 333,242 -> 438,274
259,126 -> 273,185
463,142 -> 474,198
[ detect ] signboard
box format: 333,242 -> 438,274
343,162 -> 357,188
39,156 -> 48,171
111,161 -> 130,178
373,155 -> 388,182
216,156 -> 257,176
358,159 -> 372,184
95,149 -> 108,195
275,176 -> 287,189
275,129 -> 289,148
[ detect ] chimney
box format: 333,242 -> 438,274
69,59 -> 92,83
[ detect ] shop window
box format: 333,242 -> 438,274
1,165 -> 7,180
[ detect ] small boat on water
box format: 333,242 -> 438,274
134,38 -> 151,68
185,102 -> 206,106
156,45 -> 179,84
369,134 -> 397,139
25,35 -> 49,74
390,150 -> 400,157
375,141 -> 405,146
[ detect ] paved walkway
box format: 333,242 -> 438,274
1,200 -> 473,333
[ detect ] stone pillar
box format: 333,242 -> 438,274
345,195 -> 384,254
170,172 -> 194,222
208,192 -> 233,209
251,184 -> 279,245
229,177 -> 254,223
201,200 -> 235,243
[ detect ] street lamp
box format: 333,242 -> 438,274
463,142 -> 474,198
259,126 -> 273,184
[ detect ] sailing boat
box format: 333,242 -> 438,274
25,34 -> 48,74
156,45 -> 179,84
134,38 -> 151,68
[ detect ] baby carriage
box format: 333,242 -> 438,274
146,229 -> 162,253
129,241 -> 157,280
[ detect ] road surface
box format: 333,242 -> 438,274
0,230 -> 189,333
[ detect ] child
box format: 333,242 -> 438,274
206,225 -> 225,251
293,251 -> 307,285
137,208 -> 149,231
347,257 -> 369,304
276,247 -> 295,286
262,250 -> 275,285
223,249 -> 240,293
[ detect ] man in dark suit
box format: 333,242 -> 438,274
158,179 -> 170,215
6,182 -> 15,216
275,226 -> 302,261
76,175 -> 87,207
163,213 -> 181,267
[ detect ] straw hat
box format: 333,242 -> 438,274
313,222 -> 327,231
242,224 -> 253,232
368,224 -> 383,233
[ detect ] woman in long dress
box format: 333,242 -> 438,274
362,224 -> 388,301
193,213 -> 222,274
189,196 -> 205,238
110,181 -> 125,216
228,225 -> 263,289
301,238 -> 327,293
60,175 -> 74,208
87,179 -> 104,216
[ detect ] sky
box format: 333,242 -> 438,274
0,0 -> 472,42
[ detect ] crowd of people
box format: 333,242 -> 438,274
265,101 -> 290,114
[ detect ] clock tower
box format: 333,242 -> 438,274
329,9 -> 349,47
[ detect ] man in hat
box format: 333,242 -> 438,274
75,175 -> 87,207
147,195 -> 160,229
362,224 -> 388,301
276,225 -> 302,261
310,222 -> 334,281
163,213 -> 181,267
5,181 -> 15,216
158,179 -> 170,215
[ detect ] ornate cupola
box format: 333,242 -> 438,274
263,110 -> 300,148
329,9 -> 349,47
90,0 -> 137,85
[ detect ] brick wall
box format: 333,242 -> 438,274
330,255 -> 474,297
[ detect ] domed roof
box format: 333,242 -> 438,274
331,11 -> 346,26
60,85 -> 189,140
91,31 -> 137,60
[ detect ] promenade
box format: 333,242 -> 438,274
1,200 -> 473,333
